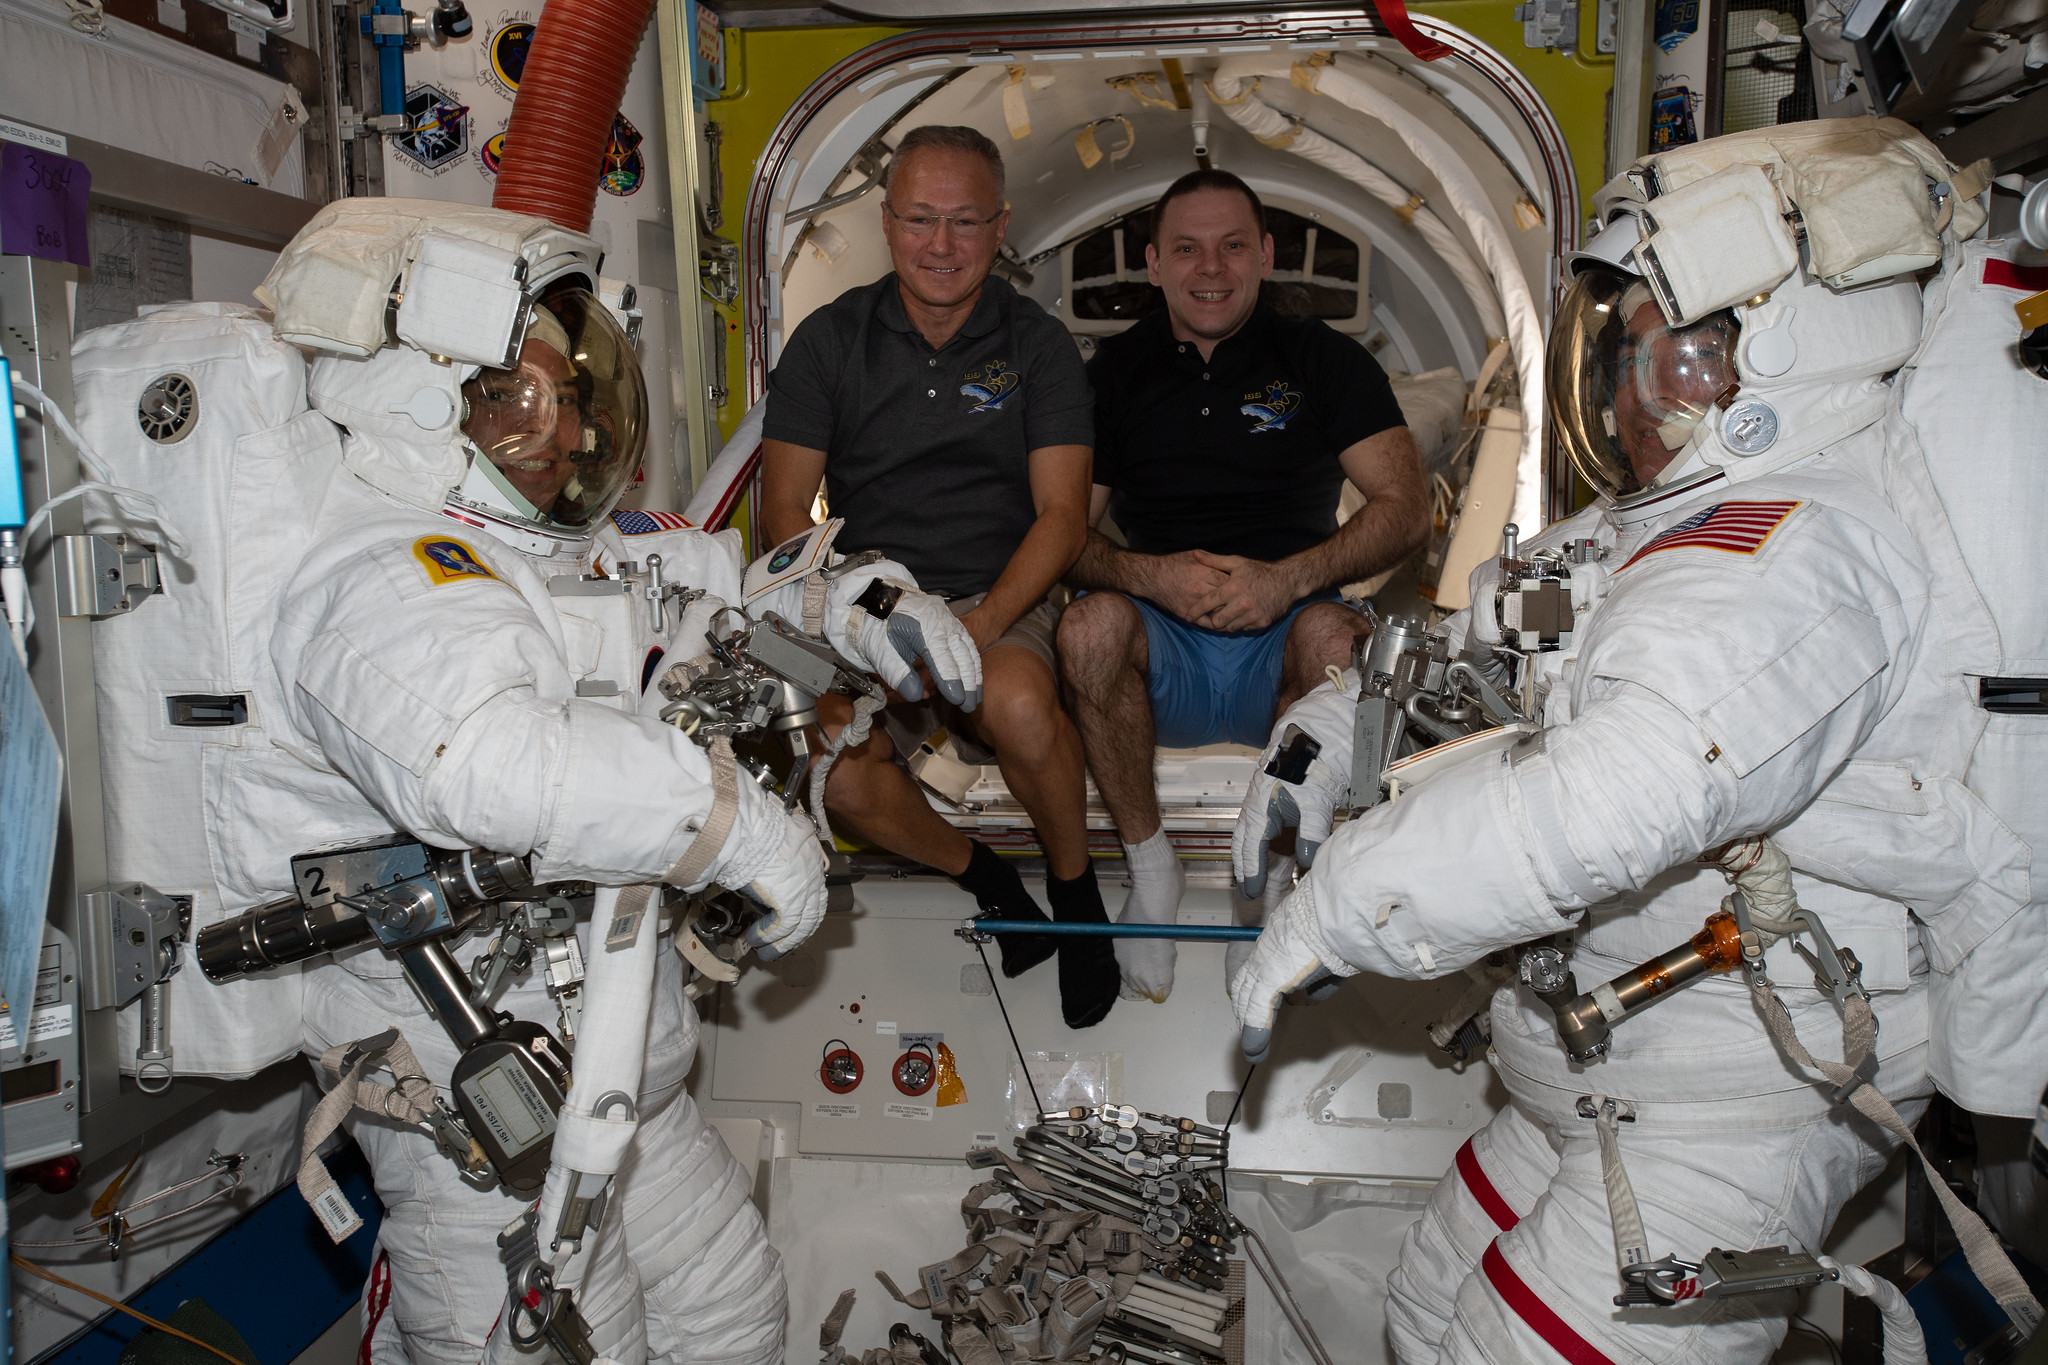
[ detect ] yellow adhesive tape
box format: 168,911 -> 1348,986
935,1042 -> 967,1106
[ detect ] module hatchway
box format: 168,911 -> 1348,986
700,14 -> 1572,1360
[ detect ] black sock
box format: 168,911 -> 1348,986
1045,861 -> 1118,1030
953,840 -> 1057,979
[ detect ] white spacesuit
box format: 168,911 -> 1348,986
73,197 -> 983,1365
1229,120 -> 2043,1363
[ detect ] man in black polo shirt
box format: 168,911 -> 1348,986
760,125 -> 1120,1029
1061,169 -> 1429,1004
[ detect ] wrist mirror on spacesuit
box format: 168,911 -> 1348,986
448,278 -> 648,540
1547,267 -> 1742,505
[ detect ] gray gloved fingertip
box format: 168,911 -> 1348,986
753,939 -> 787,962
895,673 -> 924,702
1239,872 -> 1266,900
962,687 -> 981,712
1240,1028 -> 1272,1064
938,677 -> 965,705
1299,840 -> 1320,869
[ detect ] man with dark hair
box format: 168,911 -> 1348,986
1059,168 -> 1429,1003
761,125 -> 1121,1029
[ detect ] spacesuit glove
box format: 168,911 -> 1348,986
734,804 -> 829,960
844,586 -> 983,709
1232,675 -> 1357,895
1227,877 -> 1356,1063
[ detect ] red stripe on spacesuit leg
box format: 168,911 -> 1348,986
1456,1138 -> 1521,1232
1481,1241 -> 1619,1365
359,1250 -> 393,1365
1983,258 -> 2048,292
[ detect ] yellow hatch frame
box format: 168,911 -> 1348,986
656,2 -> 1625,525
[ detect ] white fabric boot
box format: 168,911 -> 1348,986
1226,853 -> 1294,990
1115,831 -> 1185,1003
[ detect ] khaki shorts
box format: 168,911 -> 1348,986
946,591 -> 1061,675
881,593 -> 1062,763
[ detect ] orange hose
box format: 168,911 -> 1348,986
491,0 -> 656,232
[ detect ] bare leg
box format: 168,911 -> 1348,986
1277,601 -> 1373,715
964,647 -> 1092,881
816,693 -> 973,876
1057,592 -> 1160,844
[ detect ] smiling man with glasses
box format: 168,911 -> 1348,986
762,124 -> 1121,1029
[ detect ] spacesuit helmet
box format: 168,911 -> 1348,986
1547,118 -> 1989,511
1550,228 -> 1743,504
260,198 -> 648,553
445,278 -> 646,542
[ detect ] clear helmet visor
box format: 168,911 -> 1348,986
457,282 -> 647,536
1547,267 -> 1742,504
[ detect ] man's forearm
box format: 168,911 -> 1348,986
977,513 -> 1085,635
1069,530 -> 1175,601
1276,489 -> 1431,598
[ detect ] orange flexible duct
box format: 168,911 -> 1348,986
490,0 -> 656,231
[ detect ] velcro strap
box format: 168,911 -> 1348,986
299,1029 -> 435,1244
665,734 -> 739,889
803,574 -> 829,638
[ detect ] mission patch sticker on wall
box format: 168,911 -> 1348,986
600,114 -> 645,196
392,86 -> 470,174
482,16 -> 535,97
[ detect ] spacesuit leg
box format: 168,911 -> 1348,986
303,965 -> 553,1365
636,1187 -> 785,1365
1428,1049 -> 1931,1365
612,952 -> 788,1365
1385,1100 -> 1556,1362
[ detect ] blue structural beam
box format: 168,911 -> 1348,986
968,919 -> 1261,941
39,1143 -> 382,1365
360,0 -> 409,119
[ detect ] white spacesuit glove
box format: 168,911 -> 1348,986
1227,877 -> 1357,1063
835,582 -> 983,710
1232,675 -> 1356,896
731,802 -> 829,960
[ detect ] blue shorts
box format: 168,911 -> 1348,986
1130,594 -> 1334,747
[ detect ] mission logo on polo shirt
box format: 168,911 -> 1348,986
1241,380 -> 1304,433
960,360 -> 1021,413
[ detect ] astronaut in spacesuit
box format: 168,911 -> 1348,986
125,197 -> 983,1365
1229,120 -> 2044,1363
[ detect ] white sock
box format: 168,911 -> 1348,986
1226,853 -> 1295,989
1116,831 -> 1185,1002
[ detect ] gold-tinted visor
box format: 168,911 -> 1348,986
1548,267 -> 1741,503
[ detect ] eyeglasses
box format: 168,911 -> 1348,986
885,202 -> 1005,238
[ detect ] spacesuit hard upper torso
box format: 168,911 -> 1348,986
127,427 -> 755,1032
258,465 -> 751,921
1469,423 -> 2027,1113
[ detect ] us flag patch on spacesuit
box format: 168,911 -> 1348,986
609,508 -> 695,535
1618,500 -> 1802,571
